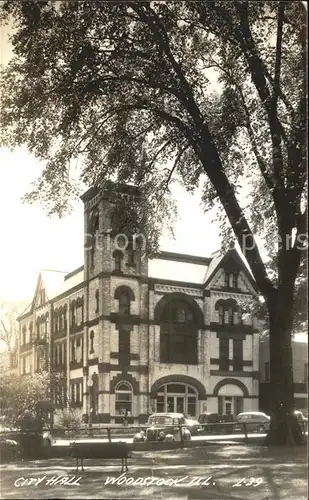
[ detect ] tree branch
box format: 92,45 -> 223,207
272,3 -> 285,123
164,142 -> 191,190
234,2 -> 286,193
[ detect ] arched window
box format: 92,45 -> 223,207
127,242 -> 136,266
113,250 -> 123,272
119,292 -> 130,315
114,286 -> 135,317
161,300 -> 194,324
160,300 -> 197,364
215,299 -> 240,326
225,306 -> 234,325
217,384 -> 244,415
115,381 -> 133,416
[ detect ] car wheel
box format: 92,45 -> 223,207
257,424 -> 265,432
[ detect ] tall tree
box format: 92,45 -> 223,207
0,1 -> 307,444
0,301 -> 18,351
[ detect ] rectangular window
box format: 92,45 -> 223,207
59,344 -> 63,365
71,340 -> 76,363
170,334 -> 187,364
218,306 -> 224,325
233,339 -> 243,371
219,338 -> 229,371
119,331 -> 130,368
160,331 -> 197,365
127,244 -> 136,266
235,396 -> 243,415
232,274 -> 238,288
71,382 -> 82,405
115,391 -> 132,415
75,306 -> 83,325
224,396 -> 233,414
304,363 -> 308,382
187,396 -> 197,417
265,361 -> 270,382
95,290 -> 99,314
54,345 -> 58,366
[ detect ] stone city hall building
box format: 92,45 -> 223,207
17,184 -> 260,424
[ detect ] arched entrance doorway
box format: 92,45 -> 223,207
213,379 -> 248,415
155,383 -> 198,417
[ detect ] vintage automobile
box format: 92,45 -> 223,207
133,413 -> 196,443
294,410 -> 308,431
198,413 -> 235,434
234,411 -> 271,433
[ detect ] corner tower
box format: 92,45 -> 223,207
81,183 -> 149,424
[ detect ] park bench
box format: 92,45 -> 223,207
70,441 -> 129,472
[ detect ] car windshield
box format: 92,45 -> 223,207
148,416 -> 173,425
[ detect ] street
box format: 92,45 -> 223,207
52,432 -> 268,446
0,443 -> 306,500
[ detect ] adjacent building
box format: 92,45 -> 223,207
17,184 -> 260,424
259,338 -> 308,413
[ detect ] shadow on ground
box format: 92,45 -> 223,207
0,444 -> 307,500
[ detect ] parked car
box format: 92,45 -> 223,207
133,413 -> 194,443
234,412 -> 271,433
198,413 -> 236,434
182,417 -> 202,436
294,410 -> 308,431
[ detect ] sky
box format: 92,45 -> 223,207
0,145 -> 221,303
0,19 -> 222,305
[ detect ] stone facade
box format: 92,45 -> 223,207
17,184 -> 260,423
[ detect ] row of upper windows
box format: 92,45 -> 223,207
21,315 -> 48,344
53,330 -> 96,367
20,286 -> 250,345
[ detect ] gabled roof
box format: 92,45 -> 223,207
203,249 -> 222,284
203,247 -> 258,293
18,266 -> 84,320
41,270 -> 69,300
29,269 -> 69,314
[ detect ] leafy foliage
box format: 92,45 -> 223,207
0,372 -> 50,427
54,408 -> 83,430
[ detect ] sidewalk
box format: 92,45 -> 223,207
0,444 -> 307,499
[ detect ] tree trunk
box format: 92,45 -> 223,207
265,278 -> 304,445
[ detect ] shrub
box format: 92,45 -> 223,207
54,409 -> 84,431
